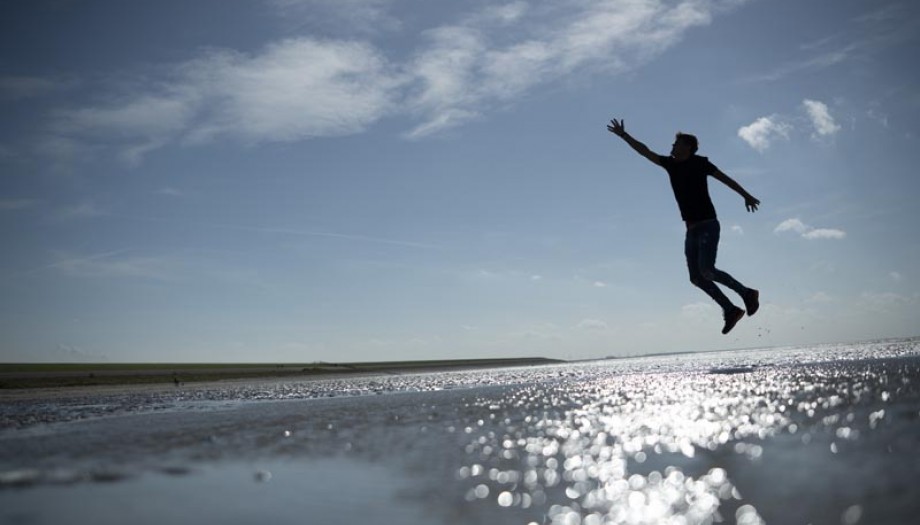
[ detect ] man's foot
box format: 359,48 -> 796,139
722,306 -> 745,335
743,289 -> 760,317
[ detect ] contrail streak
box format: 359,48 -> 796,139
3,248 -> 134,281
117,215 -> 445,250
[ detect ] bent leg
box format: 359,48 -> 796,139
686,224 -> 736,312
696,221 -> 749,298
710,268 -> 747,296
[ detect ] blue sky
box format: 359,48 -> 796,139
1,0 -> 918,363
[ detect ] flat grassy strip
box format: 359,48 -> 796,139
0,363 -> 308,373
0,357 -> 562,389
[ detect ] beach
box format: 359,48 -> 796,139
2,338 -> 919,524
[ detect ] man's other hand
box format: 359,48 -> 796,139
745,196 -> 760,213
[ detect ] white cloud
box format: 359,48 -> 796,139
45,1 -> 749,161
730,224 -> 744,235
802,99 -> 841,137
738,99 -> 840,153
774,218 -> 846,240
181,39 -> 403,144
404,24 -> 494,137
593,281 -> 607,288
481,2 -> 530,25
737,116 -> 791,152
407,0 -> 729,137
889,271 -> 902,282
576,318 -> 609,331
49,38 -> 404,162
774,218 -> 809,235
802,228 -> 846,240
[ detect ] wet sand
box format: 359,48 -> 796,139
2,338 -> 919,524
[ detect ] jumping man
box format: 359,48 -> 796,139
607,118 -> 760,334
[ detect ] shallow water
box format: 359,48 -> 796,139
2,338 -> 920,524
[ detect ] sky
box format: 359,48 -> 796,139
1,0 -> 918,363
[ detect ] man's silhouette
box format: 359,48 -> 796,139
607,118 -> 760,334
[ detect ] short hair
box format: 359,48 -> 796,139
675,132 -> 699,153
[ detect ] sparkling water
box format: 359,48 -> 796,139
2,338 -> 919,524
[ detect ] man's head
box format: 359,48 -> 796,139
670,132 -> 698,160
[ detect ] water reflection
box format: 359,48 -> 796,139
2,338 -> 919,524
455,372 -> 781,523
450,341 -> 920,524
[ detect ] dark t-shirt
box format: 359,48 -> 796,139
659,154 -> 718,222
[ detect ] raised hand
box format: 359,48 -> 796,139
745,195 -> 760,213
607,118 -> 626,137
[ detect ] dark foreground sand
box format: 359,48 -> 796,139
2,339 -> 919,524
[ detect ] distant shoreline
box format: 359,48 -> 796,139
0,357 -> 563,390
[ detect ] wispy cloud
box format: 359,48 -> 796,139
806,291 -> 833,303
265,0 -> 401,35
737,116 -> 791,152
774,218 -> 846,240
48,38 -> 404,164
155,187 -> 186,198
744,45 -> 855,83
48,250 -> 181,281
746,2 -> 919,83
41,0 -> 749,162
0,75 -> 69,101
859,291 -> 916,312
6,249 -> 129,280
117,213 -> 442,250
405,0 -> 731,137
58,202 -> 108,220
802,99 -> 840,137
576,318 -> 609,331
680,302 -> 718,320
252,226 -> 442,249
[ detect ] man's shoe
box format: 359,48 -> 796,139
743,289 -> 760,317
722,306 -> 745,335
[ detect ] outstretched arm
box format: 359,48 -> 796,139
607,118 -> 664,167
712,169 -> 760,212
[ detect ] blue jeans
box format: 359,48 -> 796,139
685,220 -> 748,313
